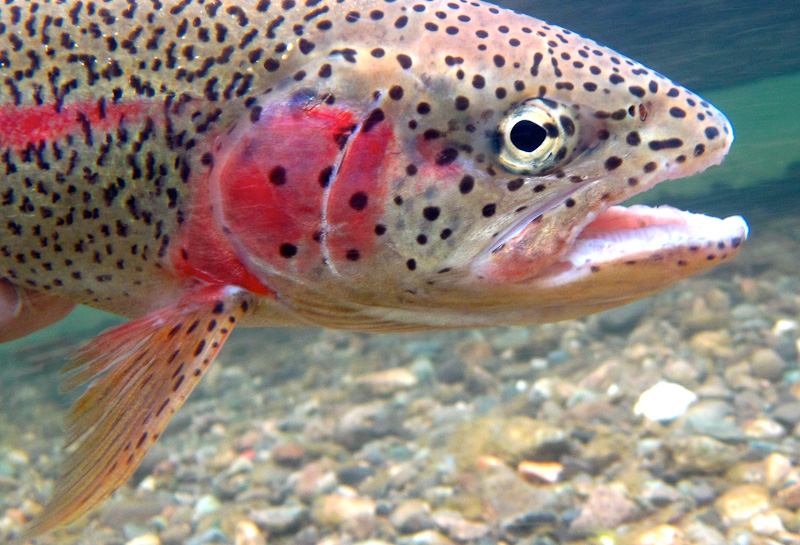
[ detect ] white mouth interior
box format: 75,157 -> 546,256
561,204 -> 749,268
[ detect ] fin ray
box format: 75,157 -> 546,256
23,288 -> 250,539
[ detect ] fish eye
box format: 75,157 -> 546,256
497,99 -> 580,175
509,120 -> 547,152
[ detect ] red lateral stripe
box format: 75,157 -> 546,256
0,101 -> 150,149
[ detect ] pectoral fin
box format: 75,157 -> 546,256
0,279 -> 76,343
21,286 -> 251,539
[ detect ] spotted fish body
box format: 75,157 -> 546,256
0,0 -> 746,537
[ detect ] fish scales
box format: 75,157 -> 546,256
0,0 -> 747,538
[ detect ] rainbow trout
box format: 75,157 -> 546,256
0,0 -> 747,537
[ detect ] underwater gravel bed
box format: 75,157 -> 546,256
1,217 -> 799,545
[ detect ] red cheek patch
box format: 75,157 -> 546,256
216,104 -> 356,275
326,115 -> 394,266
175,100 -> 398,290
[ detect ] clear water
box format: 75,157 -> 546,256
1,2 -> 799,543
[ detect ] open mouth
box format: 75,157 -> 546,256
542,204 -> 749,282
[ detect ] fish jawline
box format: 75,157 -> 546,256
528,204 -> 749,286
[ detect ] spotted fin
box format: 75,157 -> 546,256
21,286 -> 251,539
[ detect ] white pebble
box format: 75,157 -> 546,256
634,381 -> 697,422
125,535 -> 161,545
773,319 -> 798,335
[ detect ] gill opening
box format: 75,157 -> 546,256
318,95 -> 376,277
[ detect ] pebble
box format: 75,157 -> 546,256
355,368 -> 419,397
670,436 -> 738,474
749,348 -> 786,381
337,464 -> 375,486
764,453 -> 792,487
568,485 -> 639,534
446,519 -> 490,541
634,381 -> 698,422
126,536 -> 161,545
390,499 -> 435,534
596,299 -> 651,334
315,494 -> 376,528
249,505 -> 309,535
235,521 -> 266,545
517,461 -> 563,484
634,524 -> 686,545
682,400 -> 745,442
715,484 -> 771,527
771,401 -> 800,426
690,330 -> 733,358
682,521 -> 727,545
193,495 -> 221,518
398,530 -> 454,545
776,482 -> 800,509
272,442 -> 306,467
742,417 -> 785,441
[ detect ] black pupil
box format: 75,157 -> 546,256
509,120 -> 547,153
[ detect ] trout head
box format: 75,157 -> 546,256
192,0 -> 747,329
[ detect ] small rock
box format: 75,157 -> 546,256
475,457 -> 558,520
715,484 -> 771,527
335,402 -> 407,450
227,456 -> 254,475
390,499 -> 435,534
410,358 -> 435,383
193,495 -> 221,519
640,481 -> 682,507
272,443 -> 305,467
749,512 -> 785,536
690,330 -> 733,359
670,436 -> 738,474
776,482 -> 800,509
250,506 -> 309,535
634,381 -> 697,422
682,400 -> 744,442
569,484 -> 639,534
436,362 -> 466,384
499,511 -> 557,536
315,494 -> 376,528
235,521 -> 266,545
497,417 -> 569,462
158,524 -> 192,545
447,519 -> 491,542
771,401 -> 800,427
596,299 -> 650,334
355,368 -> 418,397
742,418 -> 785,441
764,453 -> 792,487
126,535 -> 161,545
397,530 -> 454,545
337,465 -> 375,486
634,524 -> 686,545
663,359 -> 702,384
186,529 -> 230,545
750,348 -> 786,381
518,461 -> 563,484
102,500 -> 169,529
681,521 -> 726,545
456,338 -> 493,367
